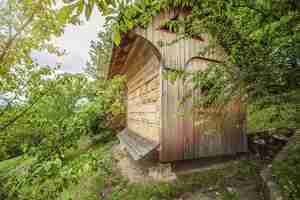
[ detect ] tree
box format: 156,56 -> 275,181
85,24 -> 113,79
0,1 -> 126,199
0,0 -> 80,132
0,0 -> 118,131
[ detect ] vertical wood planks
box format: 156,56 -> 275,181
114,8 -> 248,162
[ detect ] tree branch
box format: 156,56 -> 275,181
0,94 -> 19,117
231,3 -> 280,21
0,92 -> 46,132
0,14 -> 35,65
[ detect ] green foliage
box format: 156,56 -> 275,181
236,159 -> 260,179
1,148 -> 99,200
272,141 -> 300,200
0,0 -> 127,199
0,141 -> 264,200
0,0 -> 298,199
0,156 -> 28,174
108,0 -> 299,114
60,142 -> 115,200
107,0 -> 196,45
85,22 -> 113,79
0,73 -> 126,199
0,0 -> 76,76
248,103 -> 299,131
191,64 -> 231,107
79,75 -> 126,139
64,0 -> 115,19
1,73 -> 87,159
72,157 -> 261,200
217,189 -> 240,200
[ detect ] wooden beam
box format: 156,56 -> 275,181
119,37 -> 142,75
186,56 -> 225,64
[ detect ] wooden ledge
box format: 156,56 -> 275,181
117,129 -> 159,161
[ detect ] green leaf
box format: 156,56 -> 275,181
95,0 -> 111,15
76,0 -> 84,16
85,0 -> 95,20
112,30 -> 121,46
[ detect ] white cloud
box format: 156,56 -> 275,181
32,8 -> 105,73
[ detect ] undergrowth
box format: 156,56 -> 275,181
63,150 -> 262,200
272,138 -> 300,200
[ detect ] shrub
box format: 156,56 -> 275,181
0,75 -> 126,200
248,103 -> 298,132
272,141 -> 300,200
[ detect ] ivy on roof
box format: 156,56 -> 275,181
111,0 -> 196,45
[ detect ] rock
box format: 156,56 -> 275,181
272,134 -> 289,142
254,139 -> 266,145
148,163 -> 177,181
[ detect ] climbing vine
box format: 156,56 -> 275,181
108,0 -> 299,109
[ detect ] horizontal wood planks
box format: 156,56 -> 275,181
112,8 -> 247,162
126,48 -> 161,143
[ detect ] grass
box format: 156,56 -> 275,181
0,155 -> 34,179
0,156 -> 25,173
101,160 -> 261,200
0,136 -> 264,200
0,136 -> 94,176
60,144 -> 263,200
60,141 -> 114,200
272,134 -> 300,200
0,136 -> 105,200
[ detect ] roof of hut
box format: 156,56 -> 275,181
107,1 -> 195,78
108,31 -> 162,78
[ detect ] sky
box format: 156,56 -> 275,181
31,8 -> 105,73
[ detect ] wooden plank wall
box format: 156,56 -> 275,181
131,9 -> 247,161
133,9 -> 211,161
134,9 -> 210,68
184,59 -> 247,160
126,46 -> 161,143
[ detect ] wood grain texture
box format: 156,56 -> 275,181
127,51 -> 161,143
160,56 -> 247,162
110,8 -> 247,162
118,129 -> 159,160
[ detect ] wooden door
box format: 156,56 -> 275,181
160,75 -> 184,162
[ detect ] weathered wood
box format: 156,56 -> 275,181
126,47 -> 161,143
110,8 -> 247,162
118,129 -> 159,160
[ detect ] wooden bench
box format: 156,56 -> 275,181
117,129 -> 159,160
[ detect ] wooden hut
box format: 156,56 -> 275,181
108,9 -> 247,162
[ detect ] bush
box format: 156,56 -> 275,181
0,128 -> 43,161
1,153 -> 98,200
80,75 -> 126,142
272,141 -> 300,200
247,103 -> 298,132
0,75 -> 126,200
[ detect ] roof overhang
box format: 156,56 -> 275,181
107,31 -> 162,79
